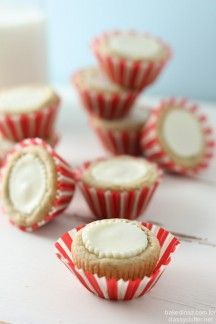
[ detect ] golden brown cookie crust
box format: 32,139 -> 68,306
157,106 -> 205,168
0,86 -> 60,115
72,222 -> 160,280
1,145 -> 57,227
81,156 -> 159,191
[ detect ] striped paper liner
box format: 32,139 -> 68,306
91,31 -> 171,91
74,160 -> 162,220
55,222 -> 180,301
0,99 -> 60,142
140,98 -> 215,175
0,138 -> 75,231
73,71 -> 137,120
92,123 -> 142,156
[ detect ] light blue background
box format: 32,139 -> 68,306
4,0 -> 216,100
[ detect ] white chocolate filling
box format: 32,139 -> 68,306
106,34 -> 163,60
82,219 -> 148,258
91,158 -> 149,186
162,109 -> 203,157
81,69 -> 120,92
8,153 -> 47,214
0,87 -> 52,113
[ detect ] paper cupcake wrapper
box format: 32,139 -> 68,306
140,98 -> 215,175
1,138 -> 75,231
73,73 -> 137,120
55,222 -> 180,301
92,122 -> 142,156
91,31 -> 171,91
74,160 -> 162,220
0,100 -> 60,142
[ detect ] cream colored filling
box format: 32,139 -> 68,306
91,158 -> 149,186
162,109 -> 203,157
9,153 -> 46,214
82,219 -> 148,258
0,87 -> 52,113
106,34 -> 163,60
81,69 -> 119,92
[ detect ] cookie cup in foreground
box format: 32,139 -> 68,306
0,86 -> 60,141
90,105 -> 150,155
140,98 -> 215,175
55,221 -> 180,301
91,31 -> 171,91
73,68 -> 137,120
74,156 -> 162,219
0,138 -> 75,231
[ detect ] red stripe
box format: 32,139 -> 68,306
118,59 -> 125,85
5,116 -> 19,141
34,111 -> 43,136
20,114 -> 30,138
85,272 -> 104,298
156,228 -> 169,247
125,191 -> 135,219
155,237 -> 179,271
107,278 -> 118,300
136,187 -> 149,216
72,267 -> 94,293
124,278 -> 141,300
111,191 -> 120,218
57,182 -> 75,191
56,165 -> 73,178
129,62 -> 141,88
0,122 -> 8,138
61,232 -> 73,248
54,196 -> 73,206
97,190 -> 107,218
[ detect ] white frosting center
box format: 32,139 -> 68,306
83,70 -> 119,92
9,154 -> 46,214
0,87 -> 51,113
163,109 -> 203,157
108,34 -> 162,60
82,219 -> 148,258
91,159 -> 148,186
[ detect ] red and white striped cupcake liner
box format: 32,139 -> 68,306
0,100 -> 60,142
0,138 -> 75,231
55,222 -> 180,301
74,160 -> 162,220
91,122 -> 142,156
73,72 -> 137,120
91,31 -> 171,91
140,98 -> 215,175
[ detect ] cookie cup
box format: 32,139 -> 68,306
0,138 -> 75,231
91,31 -> 171,91
90,106 -> 149,156
0,86 -> 60,141
55,222 -> 180,301
140,98 -> 215,175
74,158 -> 162,220
73,68 -> 137,120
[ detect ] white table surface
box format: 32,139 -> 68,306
0,88 -> 216,324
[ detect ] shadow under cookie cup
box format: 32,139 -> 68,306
55,222 -> 180,301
